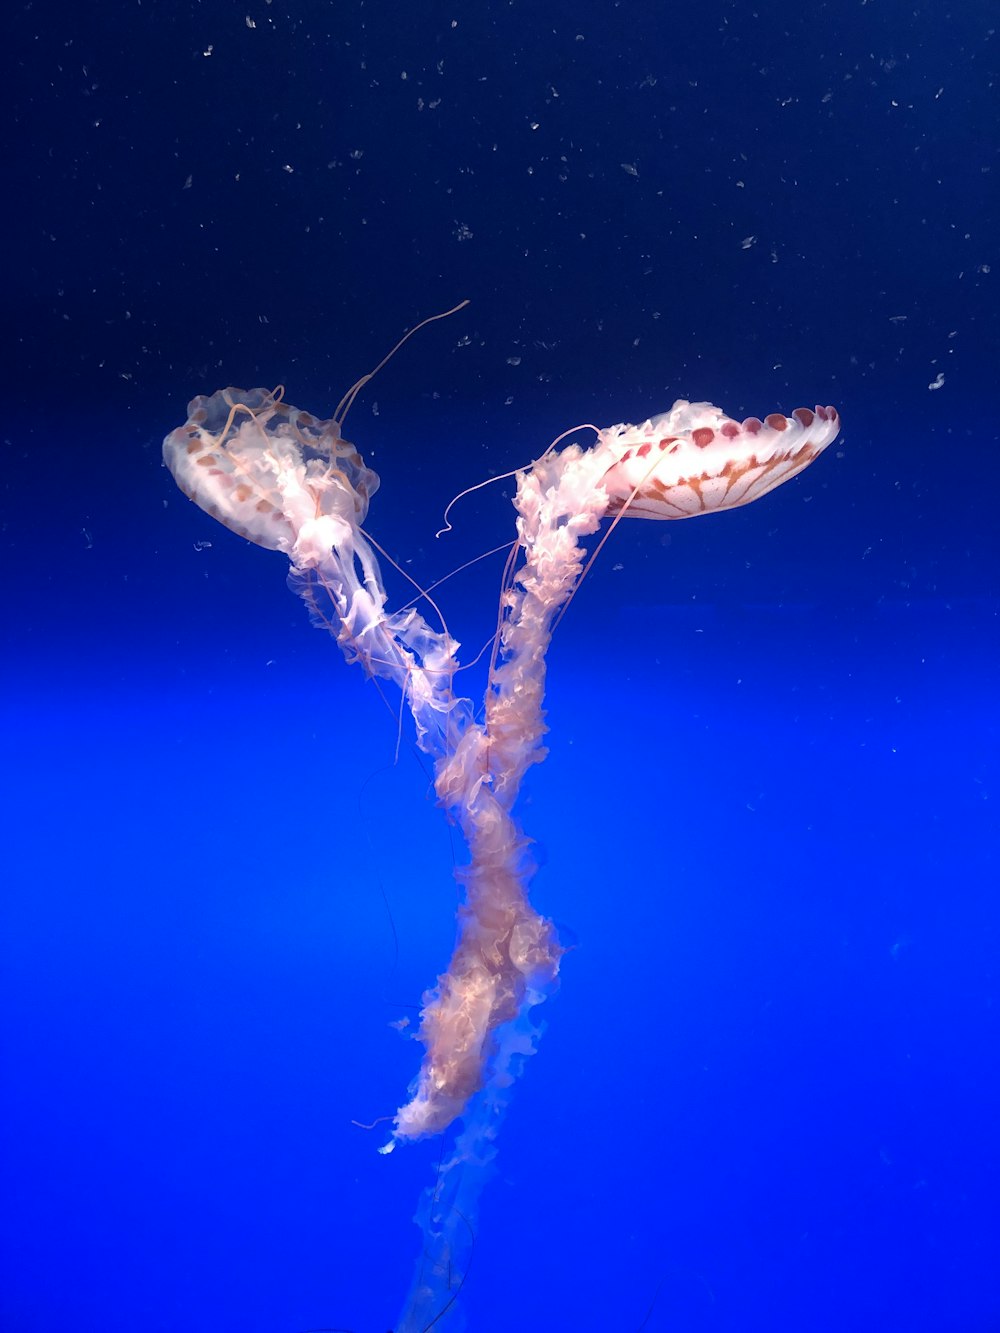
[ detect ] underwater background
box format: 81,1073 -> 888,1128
3,1 -> 998,1330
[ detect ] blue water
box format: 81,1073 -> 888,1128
4,1 -> 998,1330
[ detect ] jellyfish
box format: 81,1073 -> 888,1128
163,349 -> 840,1328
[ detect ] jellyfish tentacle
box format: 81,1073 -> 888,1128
435,421 -> 598,538
333,299 -> 469,428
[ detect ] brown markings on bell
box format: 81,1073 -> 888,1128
720,453 -> 760,476
720,460 -> 756,499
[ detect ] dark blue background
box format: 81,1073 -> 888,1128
3,2 -> 997,1330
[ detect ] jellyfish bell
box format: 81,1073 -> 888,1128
162,386 -> 378,569
598,399 -> 841,520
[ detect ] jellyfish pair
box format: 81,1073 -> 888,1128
163,322 -> 839,1328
